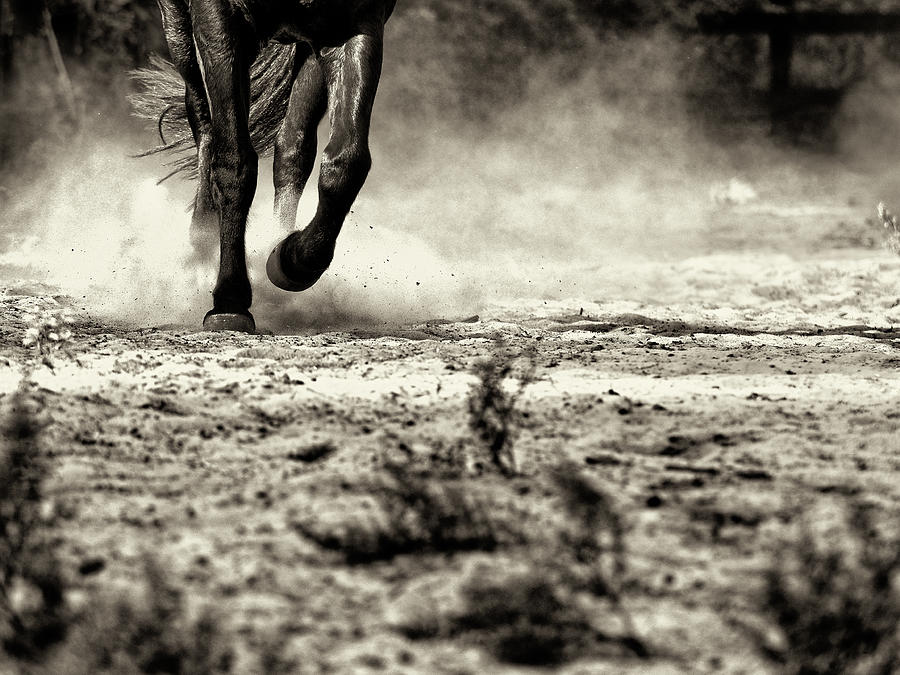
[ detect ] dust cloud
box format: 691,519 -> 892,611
0,139 -> 215,326
0,26 -> 893,332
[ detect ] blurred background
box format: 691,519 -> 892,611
2,0 -> 900,327
4,1 -> 900,161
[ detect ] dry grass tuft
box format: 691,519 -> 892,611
286,441 -> 336,463
53,556 -> 234,674
549,465 -> 629,602
0,392 -> 67,660
1,391 -> 232,673
877,201 -> 900,254
398,463 -> 648,666
20,309 -> 76,372
548,464 -> 646,658
454,571 -> 598,666
759,500 -> 899,675
467,341 -> 536,476
294,463 -> 515,563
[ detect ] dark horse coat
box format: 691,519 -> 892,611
134,0 -> 397,331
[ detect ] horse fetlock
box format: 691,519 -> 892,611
266,231 -> 333,292
212,277 -> 252,317
287,229 -> 334,271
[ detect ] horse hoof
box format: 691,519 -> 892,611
266,238 -> 324,292
202,312 -> 256,333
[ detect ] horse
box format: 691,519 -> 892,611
132,0 -> 397,332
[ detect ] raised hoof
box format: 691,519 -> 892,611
266,238 -> 325,292
202,312 -> 256,333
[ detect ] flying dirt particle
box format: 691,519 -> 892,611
287,442 -> 337,463
735,470 -> 773,481
78,557 -> 106,576
584,454 -> 622,466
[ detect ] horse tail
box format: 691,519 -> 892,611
130,42 -> 298,182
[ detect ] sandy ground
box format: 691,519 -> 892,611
1,193 -> 900,673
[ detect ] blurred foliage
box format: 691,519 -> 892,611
4,0 -> 900,92
3,0 -> 900,176
45,0 -> 163,70
3,0 -> 164,73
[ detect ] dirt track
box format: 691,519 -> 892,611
1,196 -> 900,673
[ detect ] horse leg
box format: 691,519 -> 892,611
273,44 -> 326,232
191,2 -> 257,332
187,99 -> 218,262
157,0 -> 216,259
266,29 -> 383,292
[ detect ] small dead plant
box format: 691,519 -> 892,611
294,463 -> 513,563
1,392 -> 232,672
548,464 -> 646,656
550,465 -> 628,600
53,556 -> 234,674
454,571 -> 598,666
408,465 -> 647,666
21,308 -> 75,372
467,341 -> 536,476
877,201 -> 900,254
758,500 -> 899,674
0,391 -> 68,660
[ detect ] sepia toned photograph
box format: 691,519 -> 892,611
1,0 -> 899,672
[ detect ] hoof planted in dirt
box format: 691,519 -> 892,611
266,238 -> 324,292
202,312 -> 256,333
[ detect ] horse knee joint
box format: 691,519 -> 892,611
319,145 -> 371,196
210,150 -> 258,207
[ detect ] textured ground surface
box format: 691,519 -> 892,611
1,190 -> 900,673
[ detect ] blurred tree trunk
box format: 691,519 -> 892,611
0,0 -> 12,94
0,0 -> 68,98
41,3 -> 79,124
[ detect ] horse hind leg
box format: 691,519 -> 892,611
157,0 -> 216,260
191,3 -> 257,332
273,44 -> 326,232
187,96 -> 218,263
266,29 -> 383,292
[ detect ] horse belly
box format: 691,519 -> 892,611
254,0 -> 386,45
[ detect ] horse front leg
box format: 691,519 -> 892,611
273,44 -> 326,232
266,28 -> 383,292
191,2 -> 257,332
